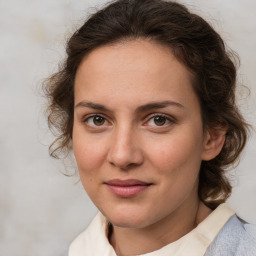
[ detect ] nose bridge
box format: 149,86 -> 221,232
107,123 -> 143,169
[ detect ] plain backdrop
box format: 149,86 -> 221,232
0,0 -> 256,255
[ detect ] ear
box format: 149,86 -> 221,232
201,127 -> 227,161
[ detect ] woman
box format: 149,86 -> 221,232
44,0 -> 255,255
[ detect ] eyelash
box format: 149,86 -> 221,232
82,114 -> 110,127
144,113 -> 176,127
82,113 -> 176,129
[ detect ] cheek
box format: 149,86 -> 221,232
73,137 -> 106,198
143,133 -> 204,201
145,135 -> 203,208
72,128 -> 107,176
146,133 -> 203,172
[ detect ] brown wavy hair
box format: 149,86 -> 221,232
44,0 -> 249,209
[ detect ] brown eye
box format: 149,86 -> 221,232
145,114 -> 174,128
85,115 -> 107,127
153,116 -> 167,126
93,116 -> 105,126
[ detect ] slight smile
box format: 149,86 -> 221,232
104,179 -> 153,198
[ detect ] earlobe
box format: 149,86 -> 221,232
201,128 -> 227,161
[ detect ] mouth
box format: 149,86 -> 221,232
104,179 -> 153,198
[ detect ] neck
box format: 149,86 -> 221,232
110,200 -> 212,256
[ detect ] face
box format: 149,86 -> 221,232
73,39 -> 210,229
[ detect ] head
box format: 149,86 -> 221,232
44,0 -> 249,212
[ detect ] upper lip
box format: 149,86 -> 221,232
104,179 -> 152,186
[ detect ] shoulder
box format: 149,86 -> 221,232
205,215 -> 256,256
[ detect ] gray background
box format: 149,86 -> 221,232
0,0 -> 255,255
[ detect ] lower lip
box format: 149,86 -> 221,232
106,184 -> 150,198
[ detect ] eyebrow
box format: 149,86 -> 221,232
135,101 -> 184,113
75,101 -> 109,111
75,100 -> 184,112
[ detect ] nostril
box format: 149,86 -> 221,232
107,147 -> 144,170
107,155 -> 135,170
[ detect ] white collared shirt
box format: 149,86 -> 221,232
69,204 -> 235,256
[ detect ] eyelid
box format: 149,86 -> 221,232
82,113 -> 111,127
80,112 -> 176,128
82,113 -> 96,122
143,113 -> 176,126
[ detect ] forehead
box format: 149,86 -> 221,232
74,39 -> 197,108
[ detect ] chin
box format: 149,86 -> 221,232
110,216 -> 149,229
102,206 -> 152,229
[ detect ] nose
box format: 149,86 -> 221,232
107,126 -> 144,170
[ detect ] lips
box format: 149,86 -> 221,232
104,179 -> 152,198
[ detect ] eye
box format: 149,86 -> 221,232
146,114 -> 174,127
84,115 -> 108,127
151,116 -> 167,126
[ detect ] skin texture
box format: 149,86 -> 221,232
73,39 -> 226,255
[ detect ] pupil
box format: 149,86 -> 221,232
154,116 -> 166,126
94,116 -> 104,125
